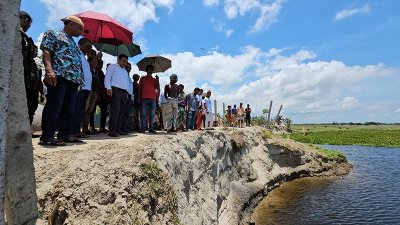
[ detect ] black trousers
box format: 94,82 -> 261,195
108,87 -> 128,132
121,95 -> 134,130
41,77 -> 78,140
72,90 -> 90,134
26,88 -> 39,125
245,115 -> 251,126
90,96 -> 109,129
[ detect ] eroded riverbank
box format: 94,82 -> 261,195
32,127 -> 351,224
253,145 -> 400,225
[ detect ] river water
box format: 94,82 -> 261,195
253,145 -> 400,225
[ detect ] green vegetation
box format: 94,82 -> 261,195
261,129 -> 273,140
286,124 -> 400,147
313,145 -> 346,162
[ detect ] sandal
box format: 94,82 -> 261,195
38,138 -> 66,146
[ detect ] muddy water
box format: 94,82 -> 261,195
253,145 -> 400,225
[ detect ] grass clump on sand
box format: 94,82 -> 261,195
312,145 -> 346,162
138,162 -> 180,225
261,129 -> 273,140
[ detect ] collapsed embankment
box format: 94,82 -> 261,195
33,127 -> 351,224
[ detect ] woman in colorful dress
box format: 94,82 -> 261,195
176,84 -> 186,131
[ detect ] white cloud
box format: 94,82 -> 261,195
334,4 -> 370,21
396,108 -> 400,113
342,97 -> 359,109
34,33 -> 45,56
225,29 -> 234,37
39,0 -> 175,32
210,18 -> 235,37
218,0 -> 284,32
250,0 -> 283,32
161,47 -> 395,121
203,0 -> 219,6
224,0 -> 260,19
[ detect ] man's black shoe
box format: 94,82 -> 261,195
108,132 -> 119,137
117,129 -> 128,135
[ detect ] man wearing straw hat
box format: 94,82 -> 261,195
39,15 -> 85,146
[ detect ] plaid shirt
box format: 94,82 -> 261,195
40,30 -> 83,85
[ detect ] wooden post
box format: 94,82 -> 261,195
214,99 -> 217,126
222,102 -> 226,118
267,100 -> 273,126
276,105 -> 283,124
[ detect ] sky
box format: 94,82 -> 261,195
20,0 -> 400,123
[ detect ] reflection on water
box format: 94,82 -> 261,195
253,145 -> 400,225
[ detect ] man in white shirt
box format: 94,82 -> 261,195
104,54 -> 129,137
203,90 -> 213,129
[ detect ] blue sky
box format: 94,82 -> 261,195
21,0 -> 400,123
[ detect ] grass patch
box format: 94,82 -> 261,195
313,145 -> 346,162
261,129 -> 273,140
286,125 -> 400,147
138,162 -> 180,225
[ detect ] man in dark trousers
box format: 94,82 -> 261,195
39,15 -> 85,146
20,11 -> 44,136
104,54 -> 130,137
139,65 -> 160,133
90,59 -> 109,133
132,74 -> 141,131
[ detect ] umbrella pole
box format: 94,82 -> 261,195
100,20 -> 103,38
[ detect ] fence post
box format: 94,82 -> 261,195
214,99 -> 217,126
222,102 -> 226,118
276,105 -> 283,122
267,100 -> 273,126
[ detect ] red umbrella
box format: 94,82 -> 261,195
72,11 -> 133,45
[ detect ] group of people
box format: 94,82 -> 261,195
225,103 -> 252,128
20,12 -> 222,147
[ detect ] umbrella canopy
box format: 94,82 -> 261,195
136,55 -> 172,73
73,11 -> 133,45
94,42 -> 142,57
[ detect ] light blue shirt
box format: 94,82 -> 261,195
80,52 -> 92,91
104,63 -> 129,91
127,77 -> 134,99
